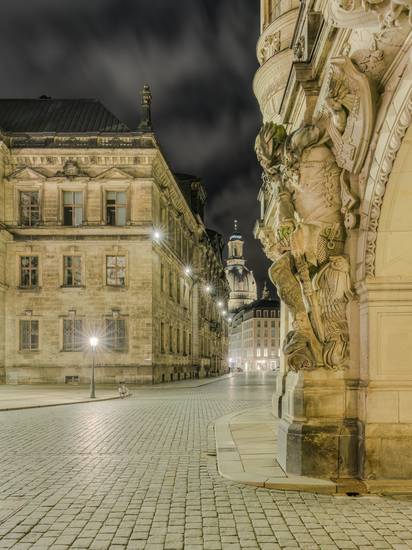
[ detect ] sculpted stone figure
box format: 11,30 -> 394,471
333,0 -> 412,28
255,123 -> 353,371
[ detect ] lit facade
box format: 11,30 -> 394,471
0,93 -> 229,385
228,293 -> 280,371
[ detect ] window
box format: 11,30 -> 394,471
256,310 -> 261,318
106,191 -> 126,226
169,269 -> 173,298
20,320 -> 39,350
63,256 -> 82,287
256,348 -> 261,357
20,192 -> 40,226
263,311 -> 268,318
160,264 -> 165,292
188,333 -> 192,355
176,275 -> 181,304
160,322 -> 165,353
177,327 -> 180,353
264,348 -> 268,357
105,319 -> 127,351
169,325 -> 173,352
63,319 -> 83,351
20,256 -> 38,288
63,191 -> 83,226
106,256 -> 126,287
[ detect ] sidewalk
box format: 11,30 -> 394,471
215,405 -> 338,495
0,385 -> 120,411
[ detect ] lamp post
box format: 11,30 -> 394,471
89,336 -> 98,398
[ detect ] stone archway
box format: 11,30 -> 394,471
357,80 -> 412,481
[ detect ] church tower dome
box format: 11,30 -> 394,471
225,220 -> 258,312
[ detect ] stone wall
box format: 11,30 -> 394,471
0,138 -> 229,385
254,0 -> 412,483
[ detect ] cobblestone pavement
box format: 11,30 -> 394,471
0,373 -> 412,550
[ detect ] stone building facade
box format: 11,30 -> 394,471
254,0 -> 412,486
228,285 -> 280,371
224,222 -> 257,312
0,93 -> 229,385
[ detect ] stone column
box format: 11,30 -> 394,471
277,369 -> 360,479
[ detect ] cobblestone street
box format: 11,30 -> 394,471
0,373 -> 412,550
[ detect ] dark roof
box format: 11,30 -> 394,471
230,232 -> 243,241
232,298 -> 280,322
0,98 -> 130,133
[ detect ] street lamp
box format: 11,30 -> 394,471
89,336 -> 98,398
152,229 -> 162,242
184,266 -> 192,276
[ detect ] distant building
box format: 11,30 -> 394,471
224,221 -> 257,312
228,283 -> 280,371
0,89 -> 229,385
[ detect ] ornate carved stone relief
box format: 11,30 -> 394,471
329,0 -> 412,32
255,123 -> 353,371
293,36 -> 306,61
56,160 -> 88,178
258,31 -> 281,65
254,54 -> 377,370
315,56 -> 376,176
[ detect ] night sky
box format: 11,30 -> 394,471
0,0 -> 272,295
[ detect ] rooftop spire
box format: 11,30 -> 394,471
138,84 -> 152,132
262,281 -> 270,300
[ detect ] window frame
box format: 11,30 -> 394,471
105,190 -> 127,227
62,318 -> 84,352
19,255 -> 39,289
19,190 -> 41,227
105,318 -> 128,352
19,319 -> 39,351
106,255 -> 127,287
63,255 -> 82,287
62,190 -> 84,227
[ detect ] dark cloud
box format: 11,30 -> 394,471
0,0 -> 273,294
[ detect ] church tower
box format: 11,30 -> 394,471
225,221 -> 257,312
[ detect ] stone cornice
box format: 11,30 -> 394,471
3,132 -> 155,150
